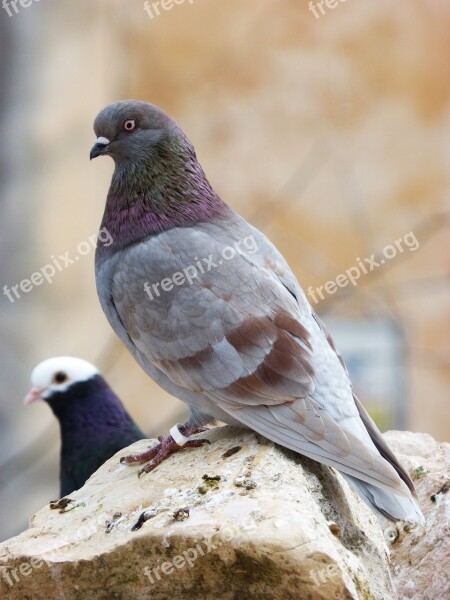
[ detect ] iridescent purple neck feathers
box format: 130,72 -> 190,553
96,134 -> 228,259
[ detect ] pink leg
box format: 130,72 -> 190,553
120,423 -> 210,475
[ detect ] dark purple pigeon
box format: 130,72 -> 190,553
25,356 -> 144,497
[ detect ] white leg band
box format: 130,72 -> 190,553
170,424 -> 190,447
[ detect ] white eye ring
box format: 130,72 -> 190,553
124,119 -> 136,132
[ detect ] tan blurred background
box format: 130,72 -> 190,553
0,0 -> 449,542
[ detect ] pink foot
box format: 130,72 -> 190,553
120,423 -> 210,475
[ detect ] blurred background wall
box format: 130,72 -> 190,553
0,0 -> 449,543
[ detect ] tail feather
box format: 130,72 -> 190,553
344,474 -> 425,525
353,394 -> 418,498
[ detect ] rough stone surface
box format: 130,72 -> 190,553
0,427 -> 439,600
383,431 -> 449,600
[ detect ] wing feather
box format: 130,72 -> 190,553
225,403 -> 410,496
106,221 -> 414,500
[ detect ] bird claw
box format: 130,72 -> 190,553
137,438 -> 210,475
120,444 -> 159,464
120,423 -> 211,473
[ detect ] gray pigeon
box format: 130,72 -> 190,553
91,100 -> 424,524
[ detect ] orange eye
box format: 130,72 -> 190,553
124,119 -> 136,132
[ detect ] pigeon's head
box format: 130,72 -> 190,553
24,357 -> 99,405
90,100 -> 178,164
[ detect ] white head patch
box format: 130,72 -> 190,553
30,357 -> 99,398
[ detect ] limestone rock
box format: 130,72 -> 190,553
384,431 -> 449,600
0,426 -> 403,599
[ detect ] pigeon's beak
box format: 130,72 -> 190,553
90,136 -> 110,160
24,386 -> 45,405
